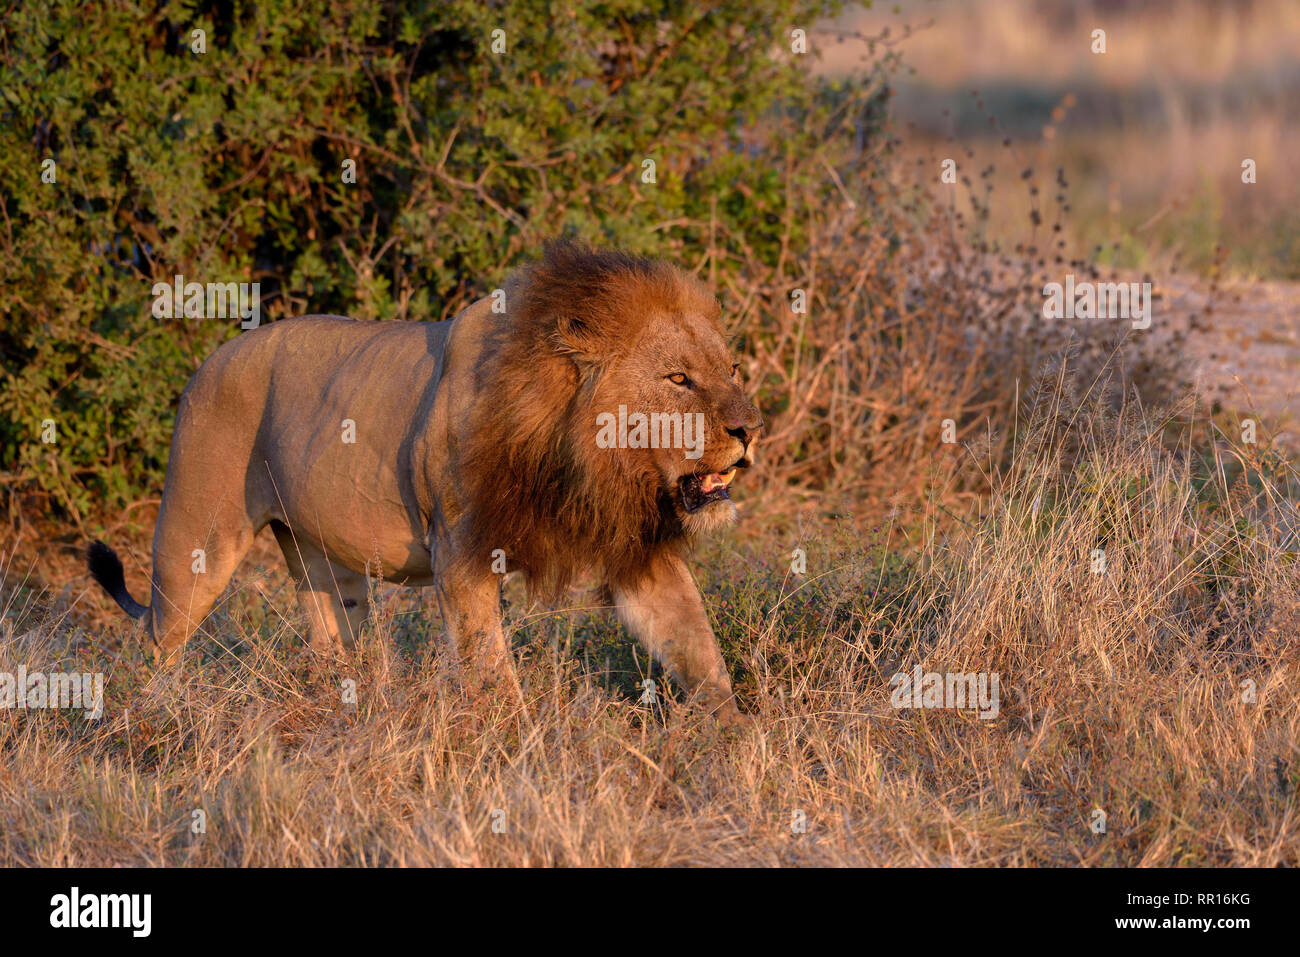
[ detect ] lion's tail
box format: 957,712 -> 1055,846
87,541 -> 148,620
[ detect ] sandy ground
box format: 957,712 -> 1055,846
1151,277 -> 1300,440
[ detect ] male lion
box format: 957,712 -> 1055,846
88,243 -> 762,723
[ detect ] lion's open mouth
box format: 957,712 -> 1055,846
678,466 -> 741,513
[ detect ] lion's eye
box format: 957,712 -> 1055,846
666,372 -> 691,387
730,364 -> 740,379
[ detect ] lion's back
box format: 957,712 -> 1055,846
168,316 -> 454,523
181,315 -> 448,423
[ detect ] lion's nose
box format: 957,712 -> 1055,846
726,405 -> 763,436
725,419 -> 761,447
726,424 -> 747,444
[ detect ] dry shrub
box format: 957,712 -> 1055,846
717,75 -> 1185,528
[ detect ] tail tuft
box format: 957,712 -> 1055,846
87,541 -> 148,619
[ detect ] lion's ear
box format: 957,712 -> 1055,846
552,313 -> 608,365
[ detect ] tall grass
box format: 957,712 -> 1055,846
4,360 -> 1296,866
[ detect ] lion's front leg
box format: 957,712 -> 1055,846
612,553 -> 744,724
433,563 -> 522,706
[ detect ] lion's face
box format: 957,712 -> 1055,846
466,244 -> 763,596
592,310 -> 762,536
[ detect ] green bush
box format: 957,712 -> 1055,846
0,0 -> 848,520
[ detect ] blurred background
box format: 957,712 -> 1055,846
822,0 -> 1300,279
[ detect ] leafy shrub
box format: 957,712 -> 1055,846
2,0 -> 1126,528
1,0 -> 852,519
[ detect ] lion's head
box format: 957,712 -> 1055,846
458,242 -> 762,597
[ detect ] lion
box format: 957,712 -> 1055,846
87,242 -> 762,723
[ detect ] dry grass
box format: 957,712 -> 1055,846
4,361 -> 1298,866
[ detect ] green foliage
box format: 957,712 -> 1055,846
0,0 -> 845,518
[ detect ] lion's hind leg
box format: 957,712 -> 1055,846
271,522 -> 367,656
147,498 -> 257,667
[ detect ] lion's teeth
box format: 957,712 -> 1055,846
698,470 -> 737,493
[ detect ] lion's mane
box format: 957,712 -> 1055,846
454,242 -> 723,599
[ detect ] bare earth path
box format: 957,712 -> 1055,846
1155,277 -> 1300,442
